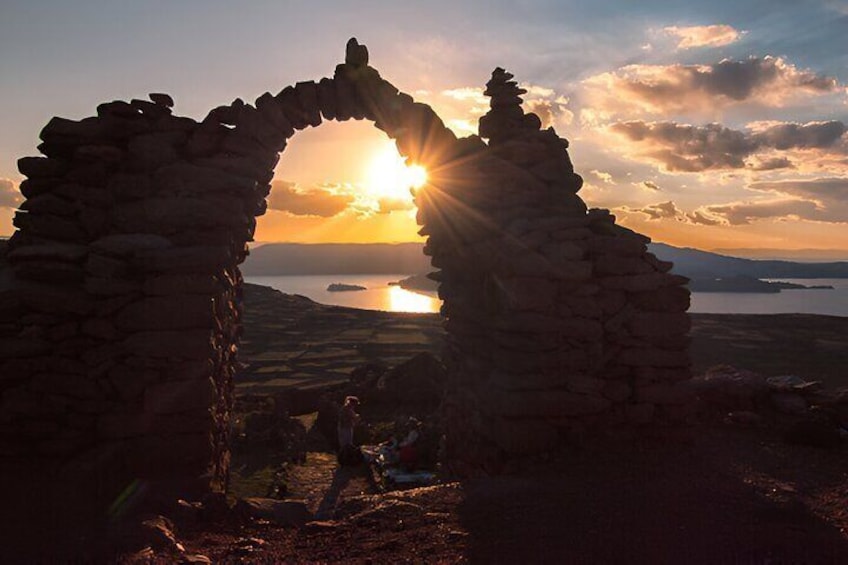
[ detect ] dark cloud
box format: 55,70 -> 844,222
749,156 -> 794,171
747,177 -> 848,223
0,179 -> 22,208
267,180 -> 354,217
584,56 -> 840,116
753,121 -> 847,150
693,178 -> 848,225
610,120 -> 846,172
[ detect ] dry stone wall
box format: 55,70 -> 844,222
419,68 -> 692,474
0,39 -> 691,495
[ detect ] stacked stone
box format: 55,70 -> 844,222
0,38 -> 461,501
0,43 -> 692,490
417,68 -> 692,474
0,94 -> 255,496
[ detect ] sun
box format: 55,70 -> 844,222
365,141 -> 428,203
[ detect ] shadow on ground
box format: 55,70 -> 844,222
457,427 -> 848,564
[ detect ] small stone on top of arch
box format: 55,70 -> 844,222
345,37 -> 369,67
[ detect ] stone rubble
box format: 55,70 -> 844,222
0,38 -> 692,496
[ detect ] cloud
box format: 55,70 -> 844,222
748,156 -> 794,171
621,200 -> 732,226
590,170 -> 614,183
441,87 -> 487,105
703,199 -> 824,224
376,198 -> 415,214
523,91 -> 573,128
686,209 -> 723,226
582,56 -> 841,117
425,81 -> 572,136
745,177 -> 848,223
627,200 -> 684,220
622,178 -> 848,226
0,179 -> 22,209
609,120 -> 846,172
267,180 -> 354,217
663,25 -> 744,49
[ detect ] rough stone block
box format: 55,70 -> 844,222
492,276 -> 556,311
600,273 -> 689,292
627,312 -> 691,337
635,382 -> 695,405
490,418 -> 558,455
144,378 -> 217,414
626,403 -> 655,424
116,295 -> 215,331
564,374 -> 606,395
234,498 -> 312,527
131,246 -> 231,274
7,243 -> 87,263
629,286 -> 691,312
489,389 -> 611,418
601,380 -> 632,402
123,329 -> 215,359
617,347 -> 690,368
143,274 -> 222,296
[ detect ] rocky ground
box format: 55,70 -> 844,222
121,284 -> 848,563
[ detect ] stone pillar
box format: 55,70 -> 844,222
417,68 -> 692,475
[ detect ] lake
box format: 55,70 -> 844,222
246,274 -> 440,313
246,275 -> 848,317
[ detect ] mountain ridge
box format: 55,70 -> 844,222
242,241 -> 848,279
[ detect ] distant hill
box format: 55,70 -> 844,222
649,243 -> 848,279
242,241 -> 848,279
242,243 -> 432,276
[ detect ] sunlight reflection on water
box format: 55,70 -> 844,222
245,275 -> 441,314
387,285 -> 440,313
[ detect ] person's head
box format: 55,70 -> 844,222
344,395 -> 360,408
407,416 -> 421,430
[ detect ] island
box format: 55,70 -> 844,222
394,273 -> 440,293
688,275 -> 834,293
326,283 -> 367,292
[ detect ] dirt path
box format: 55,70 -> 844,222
285,450 -> 380,519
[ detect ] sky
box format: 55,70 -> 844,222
1,0 -> 847,258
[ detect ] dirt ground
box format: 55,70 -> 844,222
142,420 -> 848,564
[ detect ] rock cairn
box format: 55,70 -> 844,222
0,39 -> 458,502
419,68 -> 692,474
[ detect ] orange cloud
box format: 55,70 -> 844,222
0,178 -> 21,209
663,24 -> 745,49
267,180 -> 354,217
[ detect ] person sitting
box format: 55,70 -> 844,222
398,417 -> 422,471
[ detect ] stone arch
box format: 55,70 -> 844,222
0,39 -> 691,503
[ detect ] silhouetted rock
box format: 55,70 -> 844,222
377,352 -> 447,408
235,498 -> 312,526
